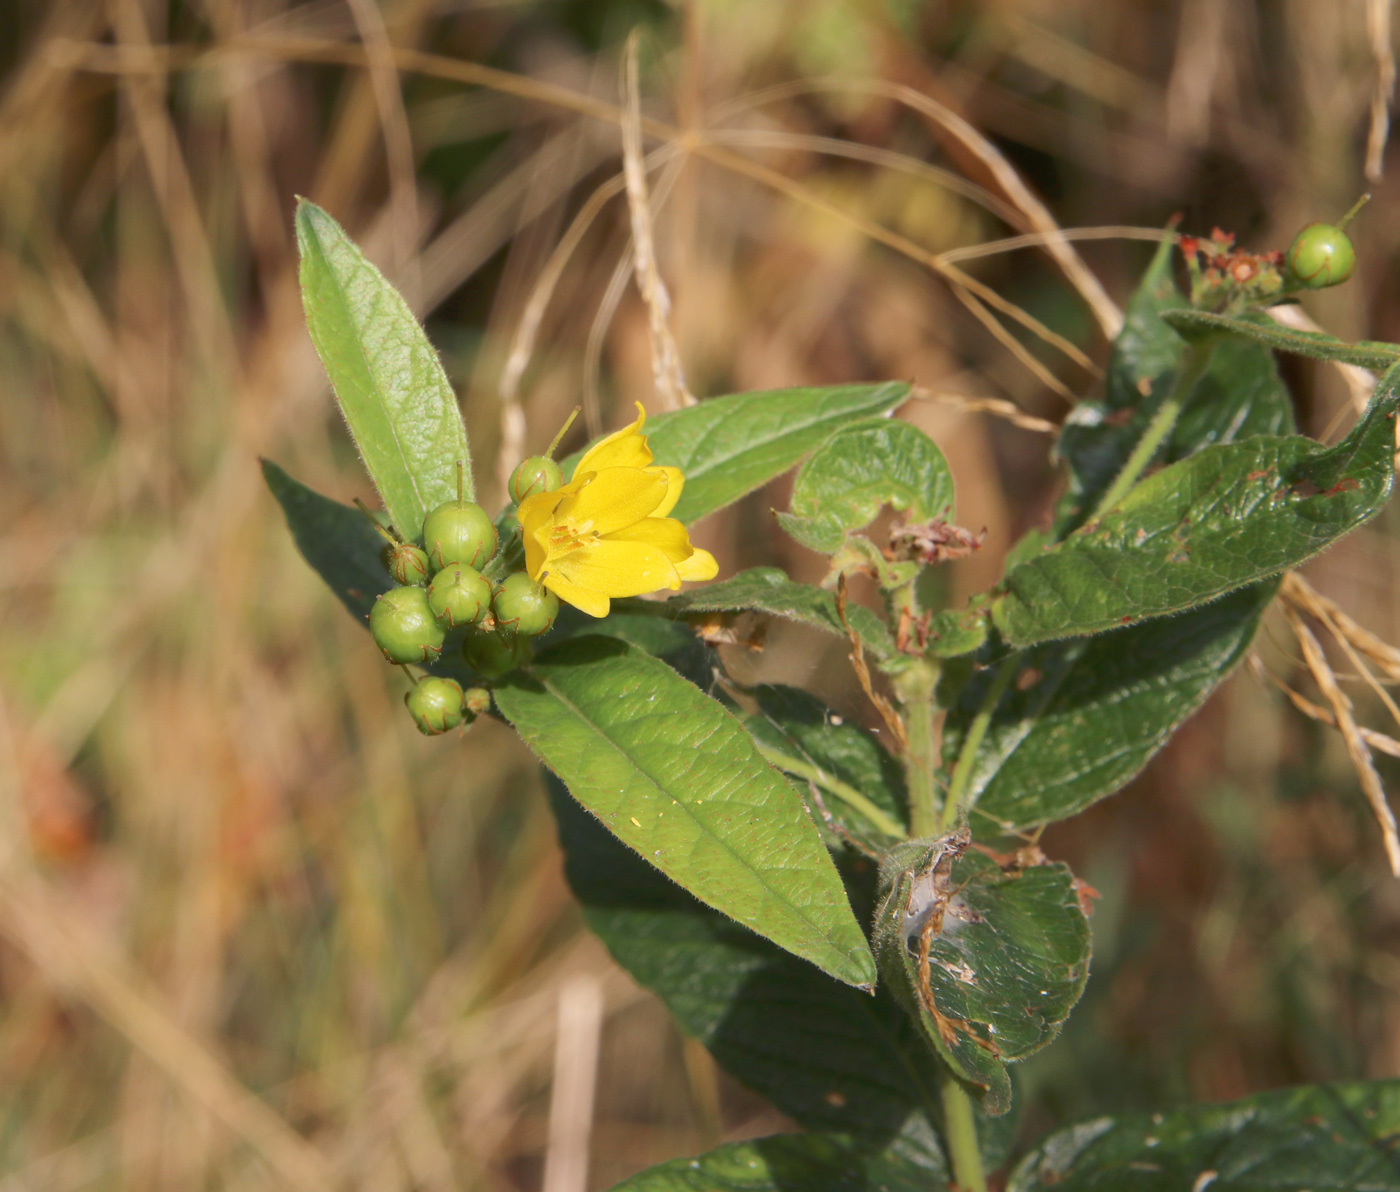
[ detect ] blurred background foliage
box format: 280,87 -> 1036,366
2,0 -> 1400,1188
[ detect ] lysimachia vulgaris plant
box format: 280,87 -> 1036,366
268,198 -> 1400,1191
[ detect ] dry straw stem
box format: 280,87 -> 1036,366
1281,600 -> 1400,875
54,35 -> 1110,398
910,385 -> 1059,435
1268,306 -> 1378,417
1282,572 -> 1400,682
1250,655 -> 1400,763
1367,0 -> 1396,181
542,974 -> 604,1192
621,31 -> 691,411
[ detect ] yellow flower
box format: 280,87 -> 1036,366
516,404 -> 718,617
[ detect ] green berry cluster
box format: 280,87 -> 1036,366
363,459 -> 564,736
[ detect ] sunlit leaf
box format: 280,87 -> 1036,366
496,637 -> 877,988
1165,307 -> 1400,369
296,199 -> 471,538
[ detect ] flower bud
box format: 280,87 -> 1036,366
370,585 -> 446,664
405,677 -> 465,735
463,686 -> 492,718
493,572 -> 560,637
427,564 -> 492,628
462,627 -> 533,678
422,500 -> 497,572
383,541 -> 431,586
1284,222 -> 1356,290
508,456 -> 564,503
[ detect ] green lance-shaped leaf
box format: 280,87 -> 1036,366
944,582 -> 1274,835
496,636 -> 877,988
296,199 -> 472,538
655,566 -> 895,659
872,835 -> 1092,1116
560,382 -> 909,526
776,417 -> 956,552
547,779 -> 1016,1176
604,1133 -> 947,1192
740,685 -> 908,845
262,460 -> 391,621
1056,236 -> 1296,535
998,365 -> 1400,648
1164,306 -> 1400,370
1009,1078 -> 1400,1191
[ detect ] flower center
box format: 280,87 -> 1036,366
549,519 -> 598,556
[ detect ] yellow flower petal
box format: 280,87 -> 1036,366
541,571 -> 612,617
649,466 -> 685,518
549,537 -> 683,599
604,515 -> 697,563
572,402 -> 653,477
560,466 -> 668,535
675,547 -> 718,581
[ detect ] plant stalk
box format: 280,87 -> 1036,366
1087,338 -> 1215,523
940,659 -> 1015,831
940,1072 -> 987,1192
889,576 -> 940,839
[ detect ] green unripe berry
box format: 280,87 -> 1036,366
369,585 -> 446,664
508,456 -> 565,504
422,500 -> 497,572
463,687 -> 492,718
383,541 -> 431,586
493,572 -> 559,637
405,677 -> 465,735
462,628 -> 533,678
427,564 -> 493,628
1285,222 -> 1357,289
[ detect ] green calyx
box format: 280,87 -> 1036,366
1284,222 -> 1357,290
422,500 -> 497,572
383,541 -> 430,586
428,564 -> 493,628
370,585 -> 446,665
405,677 -> 465,735
493,572 -> 559,637
508,456 -> 565,504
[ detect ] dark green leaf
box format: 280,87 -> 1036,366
872,836 -> 1092,1115
605,1133 -> 946,1192
561,382 -> 910,526
296,200 -> 471,538
741,685 -> 908,844
1009,1079 -> 1400,1191
1057,239 -> 1295,535
999,370 -> 1399,647
944,583 -> 1274,835
496,637 -> 876,988
776,418 -> 955,553
549,779 -> 1007,1175
1164,307 -> 1400,369
262,459 -> 390,622
657,567 -> 895,660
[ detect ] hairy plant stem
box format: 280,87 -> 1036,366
890,577 -> 941,838
940,659 -> 1015,831
941,1071 -> 988,1192
1087,338 -> 1215,522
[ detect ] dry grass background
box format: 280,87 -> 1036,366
3,0 -> 1400,1188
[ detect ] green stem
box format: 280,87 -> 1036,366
941,1073 -> 987,1192
754,744 -> 905,839
1087,339 -> 1215,523
940,660 -> 1015,832
901,674 -> 939,839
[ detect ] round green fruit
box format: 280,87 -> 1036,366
428,564 -> 492,628
383,541 -> 430,586
1285,222 -> 1356,289
422,500 -> 497,572
493,573 -> 559,637
370,585 -> 446,664
405,677 -> 465,735
508,456 -> 565,504
462,628 -> 533,678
